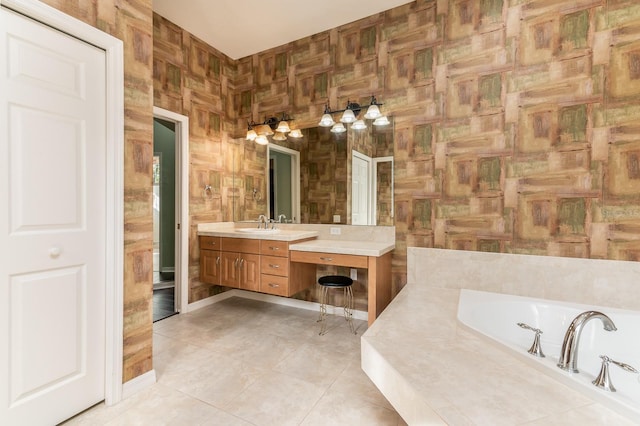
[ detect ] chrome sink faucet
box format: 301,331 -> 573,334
257,214 -> 267,229
557,311 -> 617,373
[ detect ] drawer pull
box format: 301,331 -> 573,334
268,264 -> 280,269
320,257 -> 333,261
268,283 -> 280,288
210,242 -> 216,246
269,246 -> 280,251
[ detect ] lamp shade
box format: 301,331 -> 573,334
340,109 -> 356,123
330,123 -> 346,133
318,113 -> 335,127
272,131 -> 286,141
289,129 -> 303,138
351,119 -> 366,130
275,120 -> 291,133
373,116 -> 390,126
246,129 -> 257,141
255,134 -> 269,145
364,104 -> 381,119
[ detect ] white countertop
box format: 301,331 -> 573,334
361,283 -> 636,425
288,239 -> 394,257
198,228 -> 319,242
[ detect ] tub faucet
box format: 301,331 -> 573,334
557,311 -> 617,373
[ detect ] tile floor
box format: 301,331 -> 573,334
65,297 -> 406,425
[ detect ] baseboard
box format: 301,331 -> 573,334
185,289 -> 237,313
121,369 -> 156,400
187,289 -> 367,321
159,267 -> 175,274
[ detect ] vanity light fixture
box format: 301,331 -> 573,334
246,113 -> 301,144
318,95 -> 389,132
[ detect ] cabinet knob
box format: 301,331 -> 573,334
49,246 -> 62,258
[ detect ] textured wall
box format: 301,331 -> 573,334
235,0 -> 640,296
152,14 -> 239,302
40,0 -> 154,382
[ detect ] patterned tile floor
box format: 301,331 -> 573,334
65,297 -> 406,425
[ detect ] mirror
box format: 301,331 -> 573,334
234,117 -> 394,225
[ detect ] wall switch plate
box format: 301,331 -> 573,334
333,215 -> 340,223
350,268 -> 357,280
330,227 -> 341,235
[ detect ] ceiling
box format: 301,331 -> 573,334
152,0 -> 414,60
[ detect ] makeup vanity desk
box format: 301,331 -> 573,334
288,239 -> 394,326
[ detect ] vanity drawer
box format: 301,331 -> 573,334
261,255 -> 289,276
222,237 -> 260,254
290,251 -> 368,268
260,274 -> 289,296
200,236 -> 221,250
260,240 -> 289,257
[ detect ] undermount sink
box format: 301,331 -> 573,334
234,228 -> 280,234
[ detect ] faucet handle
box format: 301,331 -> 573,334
517,322 -> 545,358
593,355 -> 638,392
607,356 -> 639,374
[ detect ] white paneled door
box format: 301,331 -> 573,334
0,7 -> 107,425
352,152 -> 371,225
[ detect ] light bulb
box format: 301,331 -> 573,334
373,116 -> 390,126
340,109 -> 356,123
318,113 -> 335,127
275,120 -> 290,133
364,104 -> 381,119
289,129 -> 303,138
272,131 -> 286,141
246,129 -> 257,141
351,119 -> 366,130
255,135 -> 269,145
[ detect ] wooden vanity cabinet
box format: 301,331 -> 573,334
199,235 -> 315,297
220,238 -> 260,291
200,236 -> 222,285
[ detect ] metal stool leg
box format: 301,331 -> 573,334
317,285 -> 328,335
343,285 -> 355,334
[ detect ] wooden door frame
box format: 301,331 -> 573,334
1,0 -> 125,405
153,107 -> 189,314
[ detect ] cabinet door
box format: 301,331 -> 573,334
200,250 -> 221,285
221,251 -> 240,288
239,253 -> 260,292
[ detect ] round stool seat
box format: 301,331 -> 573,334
318,275 -> 353,288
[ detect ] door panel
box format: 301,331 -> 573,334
352,153 -> 371,225
10,107 -> 84,232
10,267 -> 85,402
1,8 -> 107,424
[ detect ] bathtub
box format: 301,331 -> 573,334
457,289 -> 640,423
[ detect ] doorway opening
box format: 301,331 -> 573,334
153,118 -> 177,321
267,144 -> 300,223
152,107 -> 189,321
